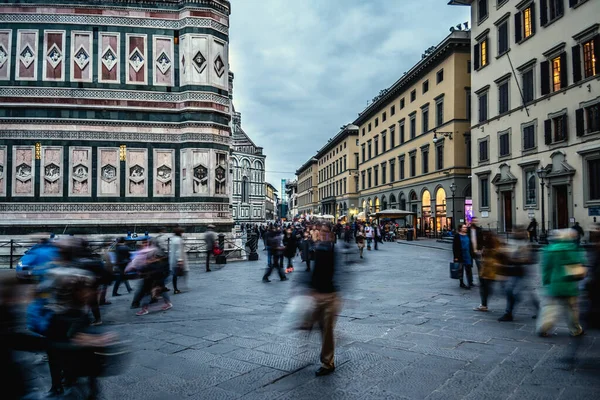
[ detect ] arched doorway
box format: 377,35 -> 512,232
422,190 -> 431,237
389,194 -> 397,209
400,192 -> 407,211
368,198 -> 373,216
435,187 -> 448,235
375,197 -> 381,213
381,195 -> 387,210
361,200 -> 366,212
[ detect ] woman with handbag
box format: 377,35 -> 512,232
537,229 -> 585,337
453,224 -> 474,289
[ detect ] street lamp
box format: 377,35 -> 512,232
536,167 -> 548,244
432,129 -> 454,144
449,182 -> 457,231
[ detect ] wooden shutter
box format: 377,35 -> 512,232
541,61 -> 550,96
474,44 -> 480,70
576,108 -> 585,136
544,119 -> 552,145
531,3 -> 536,35
560,52 -> 568,89
515,12 -> 522,43
540,0 -> 548,26
562,114 -> 569,140
572,44 -> 582,83
595,35 -> 600,76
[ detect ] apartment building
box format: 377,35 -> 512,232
296,157 -> 319,215
313,124 -> 360,219
354,30 -> 472,237
450,0 -> 600,233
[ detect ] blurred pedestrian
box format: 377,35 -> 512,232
527,218 -> 538,243
572,222 -> 584,246
263,228 -> 287,282
469,217 -> 483,282
473,231 -> 501,312
169,227 -> 187,294
356,227 -> 365,259
537,229 -> 585,337
283,228 -> 297,273
205,224 -> 216,272
112,238 -> 132,297
453,224 -> 475,289
365,224 -> 373,250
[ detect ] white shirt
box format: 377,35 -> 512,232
470,227 -> 477,252
365,227 -> 373,238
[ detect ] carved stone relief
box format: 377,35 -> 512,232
153,36 -> 174,86
0,30 -> 12,80
98,148 -> 119,196
44,31 -> 65,81
99,33 -> 119,83
13,146 -> 34,196
127,34 -> 147,84
215,152 -> 227,195
0,146 -> 5,195
126,149 -> 147,196
17,30 -> 38,80
70,147 -> 91,196
154,149 -> 174,196
41,147 -> 62,196
71,32 -> 92,82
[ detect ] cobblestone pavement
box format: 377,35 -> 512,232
19,240 -> 600,399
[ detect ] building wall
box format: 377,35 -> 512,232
296,159 -> 318,214
231,153 -> 265,222
355,31 -> 472,234
467,0 -> 600,233
0,0 -> 233,234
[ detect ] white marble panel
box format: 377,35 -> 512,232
41,146 -> 63,196
125,148 -> 147,197
154,148 -> 174,197
0,146 -> 6,195
0,30 -> 13,81
71,31 -> 93,82
12,145 -> 34,196
69,146 -> 91,196
210,37 -> 228,89
97,147 -> 119,196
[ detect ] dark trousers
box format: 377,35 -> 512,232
172,268 -> 179,291
89,286 -> 101,322
206,251 -> 212,271
112,266 -> 132,295
263,252 -> 285,280
459,263 -> 473,286
286,256 -> 294,268
374,236 -> 379,250
131,279 -> 145,307
479,278 -> 493,307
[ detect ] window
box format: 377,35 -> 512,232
436,145 -> 444,170
436,69 -> 444,84
390,127 -> 396,148
541,0 -> 564,26
422,107 -> 429,133
574,36 -> 599,82
589,158 -> 600,201
362,128 -> 365,136
374,137 -> 379,156
343,155 -> 347,171
474,37 -> 489,70
355,153 -> 359,168
543,53 -> 567,93
374,166 -> 379,186
399,157 -> 405,180
391,105 -> 396,116
382,112 -> 387,122
498,79 -> 510,114
361,171 -> 365,190
544,113 -> 568,144
466,89 -> 471,120
515,3 -> 536,43
525,169 -> 537,206
400,120 -> 406,144
498,19 -> 509,55
478,0 -> 488,23
467,60 -> 472,74
381,163 -> 387,185
390,160 -> 395,182
478,90 -> 488,123
368,123 -> 372,132
400,98 -> 405,109
410,115 -> 416,139
410,154 -> 416,177
410,90 -> 416,102
569,0 -> 588,7
382,134 -> 387,152
466,135 -> 472,167
479,139 -> 489,162
361,144 -> 365,163
367,169 -> 372,188
480,176 -> 490,208
522,67 -> 535,103
375,118 -> 379,128
576,103 -> 600,136
422,80 -> 429,94
523,123 -> 536,150
499,130 -> 510,157
368,140 -> 372,159
422,149 -> 429,174
436,99 -> 444,127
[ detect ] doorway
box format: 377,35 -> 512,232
554,185 -> 569,229
502,191 -> 513,232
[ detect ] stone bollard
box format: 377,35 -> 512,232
216,233 -> 226,264
248,232 -> 259,261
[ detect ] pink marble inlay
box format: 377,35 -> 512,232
19,32 -> 37,79
14,148 -> 33,195
155,38 -> 172,85
0,32 -> 10,79
0,147 -> 5,195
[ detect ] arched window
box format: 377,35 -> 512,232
381,195 -> 387,210
242,176 -> 249,203
389,194 -> 396,209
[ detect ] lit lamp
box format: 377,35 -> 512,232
449,182 -> 457,231
432,129 -> 453,144
536,167 -> 549,244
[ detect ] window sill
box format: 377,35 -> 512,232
524,204 -> 539,210
478,160 -> 490,167
522,147 -> 537,156
479,207 -> 491,212
475,63 -> 490,73
498,154 -> 511,161
478,15 -> 489,26
573,0 -> 590,9
542,14 -> 564,29
517,34 -> 535,46
496,49 -> 510,59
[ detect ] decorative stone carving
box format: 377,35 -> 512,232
70,147 -> 91,196
74,46 -> 90,70
72,164 -> 88,181
215,152 -> 227,195
101,46 -> 117,71
0,44 -> 7,68
157,165 -> 171,182
101,164 -> 117,182
194,165 -> 207,181
129,48 -> 144,73
41,147 -> 62,195
129,165 -> 144,182
44,163 -> 60,182
13,147 -> 34,196
193,50 -> 207,73
19,44 -> 34,68
193,164 -> 208,194
214,54 -> 225,77
16,163 -> 31,181
46,43 -> 62,69
156,51 -> 171,74
154,149 -> 174,196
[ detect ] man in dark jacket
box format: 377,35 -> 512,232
112,238 -> 132,297
453,224 -> 475,289
310,223 -> 341,377
263,228 -> 287,282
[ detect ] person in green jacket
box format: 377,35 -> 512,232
536,229 -> 585,337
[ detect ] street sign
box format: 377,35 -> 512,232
481,211 -> 489,218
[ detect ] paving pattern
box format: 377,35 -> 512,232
18,240 -> 600,399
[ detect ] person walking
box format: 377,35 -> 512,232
365,224 -> 373,251
309,223 -> 341,377
205,224 -> 216,272
263,228 -> 287,282
572,222 -> 584,246
169,227 -> 187,294
301,230 -> 312,271
469,217 -> 483,283
373,224 -> 380,250
473,231 -> 501,312
112,238 -> 132,297
453,224 -> 474,289
355,227 -> 365,259
527,218 -> 538,243
537,229 -> 585,337
283,228 -> 297,273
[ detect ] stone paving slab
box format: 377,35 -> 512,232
13,241 -> 600,399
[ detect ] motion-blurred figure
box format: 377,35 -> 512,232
169,227 -> 187,294
112,237 -> 132,297
537,229 -> 585,337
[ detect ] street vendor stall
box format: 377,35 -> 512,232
372,209 -> 418,241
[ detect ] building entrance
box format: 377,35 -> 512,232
502,191 -> 513,232
554,185 -> 569,229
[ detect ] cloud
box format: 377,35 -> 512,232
229,0 -> 470,184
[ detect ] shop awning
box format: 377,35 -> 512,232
373,209 -> 417,218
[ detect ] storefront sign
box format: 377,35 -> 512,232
589,206 -> 600,216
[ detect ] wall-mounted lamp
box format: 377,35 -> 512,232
432,129 -> 453,144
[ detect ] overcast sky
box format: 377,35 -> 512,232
229,0 -> 470,189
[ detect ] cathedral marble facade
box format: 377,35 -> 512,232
0,0 -> 233,234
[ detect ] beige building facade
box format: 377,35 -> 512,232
354,31 -> 472,236
296,158 -> 318,215
450,0 -> 600,234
